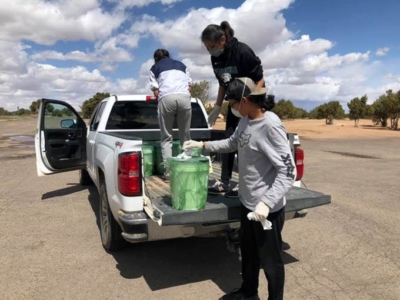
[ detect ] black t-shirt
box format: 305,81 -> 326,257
211,38 -> 264,88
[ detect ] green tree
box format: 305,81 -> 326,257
0,107 -> 9,115
46,104 -> 55,115
80,92 -> 110,118
52,109 -> 63,117
385,89 -> 400,130
29,99 -> 41,114
16,108 -> 31,116
371,95 -> 389,127
347,95 -> 368,126
190,81 -> 210,105
272,99 -> 296,119
309,101 -> 345,124
293,107 -> 309,119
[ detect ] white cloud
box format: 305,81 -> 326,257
0,0 -> 398,111
106,0 -> 183,10
0,0 -> 125,45
376,47 -> 390,57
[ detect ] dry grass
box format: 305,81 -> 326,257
213,118 -> 400,140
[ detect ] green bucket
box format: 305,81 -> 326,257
167,157 -> 210,211
142,145 -> 155,177
172,140 -> 183,157
154,140 -> 183,175
154,142 -> 165,175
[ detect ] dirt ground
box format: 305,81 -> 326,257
214,118 -> 400,140
1,117 -> 400,299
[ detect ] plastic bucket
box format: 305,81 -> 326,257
154,140 -> 183,175
142,145 -> 155,177
167,157 -> 209,211
154,142 -> 165,175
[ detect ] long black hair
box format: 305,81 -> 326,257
153,48 -> 170,62
226,79 -> 275,111
201,21 -> 235,43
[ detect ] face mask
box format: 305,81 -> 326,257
209,47 -> 224,57
231,105 -> 243,118
230,78 -> 248,118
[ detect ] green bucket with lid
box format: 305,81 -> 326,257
167,157 -> 209,211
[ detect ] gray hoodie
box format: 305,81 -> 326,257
205,111 -> 296,212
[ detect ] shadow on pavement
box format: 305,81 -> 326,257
86,185 -> 299,293
41,184 -> 87,200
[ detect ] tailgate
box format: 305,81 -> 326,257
146,165 -> 331,226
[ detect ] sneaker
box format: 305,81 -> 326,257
219,288 -> 260,300
225,185 -> 239,198
208,180 -> 230,194
162,173 -> 170,183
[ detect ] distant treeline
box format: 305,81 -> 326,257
4,87 -> 400,131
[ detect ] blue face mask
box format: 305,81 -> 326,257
208,47 -> 224,57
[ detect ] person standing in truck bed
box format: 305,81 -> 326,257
201,21 -> 265,198
149,49 -> 193,181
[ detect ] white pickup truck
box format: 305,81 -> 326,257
35,95 -> 331,251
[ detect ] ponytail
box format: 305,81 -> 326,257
220,21 -> 234,43
201,21 -> 235,43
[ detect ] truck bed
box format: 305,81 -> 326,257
144,163 -> 331,226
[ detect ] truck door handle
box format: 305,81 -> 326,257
68,132 -> 75,139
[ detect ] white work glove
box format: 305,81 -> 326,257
207,105 -> 221,127
183,140 -> 203,150
254,202 -> 270,221
247,202 -> 272,230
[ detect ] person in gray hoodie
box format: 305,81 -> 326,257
183,78 -> 295,300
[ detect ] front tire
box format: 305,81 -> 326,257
99,182 -> 127,251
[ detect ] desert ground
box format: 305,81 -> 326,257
214,118 -> 400,140
1,117 -> 399,299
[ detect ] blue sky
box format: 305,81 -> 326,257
1,0 -> 399,111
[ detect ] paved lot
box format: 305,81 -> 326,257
1,119 -> 400,299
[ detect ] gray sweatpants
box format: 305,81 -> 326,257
158,93 -> 192,163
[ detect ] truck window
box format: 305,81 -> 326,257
44,103 -> 77,129
106,101 -> 208,130
90,102 -> 106,131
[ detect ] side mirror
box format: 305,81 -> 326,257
61,119 -> 76,129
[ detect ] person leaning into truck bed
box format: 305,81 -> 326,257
149,49 -> 193,181
183,78 -> 295,300
201,21 -> 265,198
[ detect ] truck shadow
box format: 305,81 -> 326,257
41,183 -> 87,200
87,186 -> 299,293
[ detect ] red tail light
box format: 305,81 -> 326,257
118,152 -> 142,196
146,95 -> 157,101
295,145 -> 304,181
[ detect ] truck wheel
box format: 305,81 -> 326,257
79,169 -> 94,186
99,182 -> 127,251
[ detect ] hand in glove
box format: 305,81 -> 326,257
183,140 -> 203,150
207,105 -> 221,127
253,202 -> 270,222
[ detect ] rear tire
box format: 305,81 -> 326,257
99,182 -> 127,251
79,169 -> 94,186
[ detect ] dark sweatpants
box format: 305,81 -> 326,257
240,205 -> 285,300
221,107 -> 240,185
